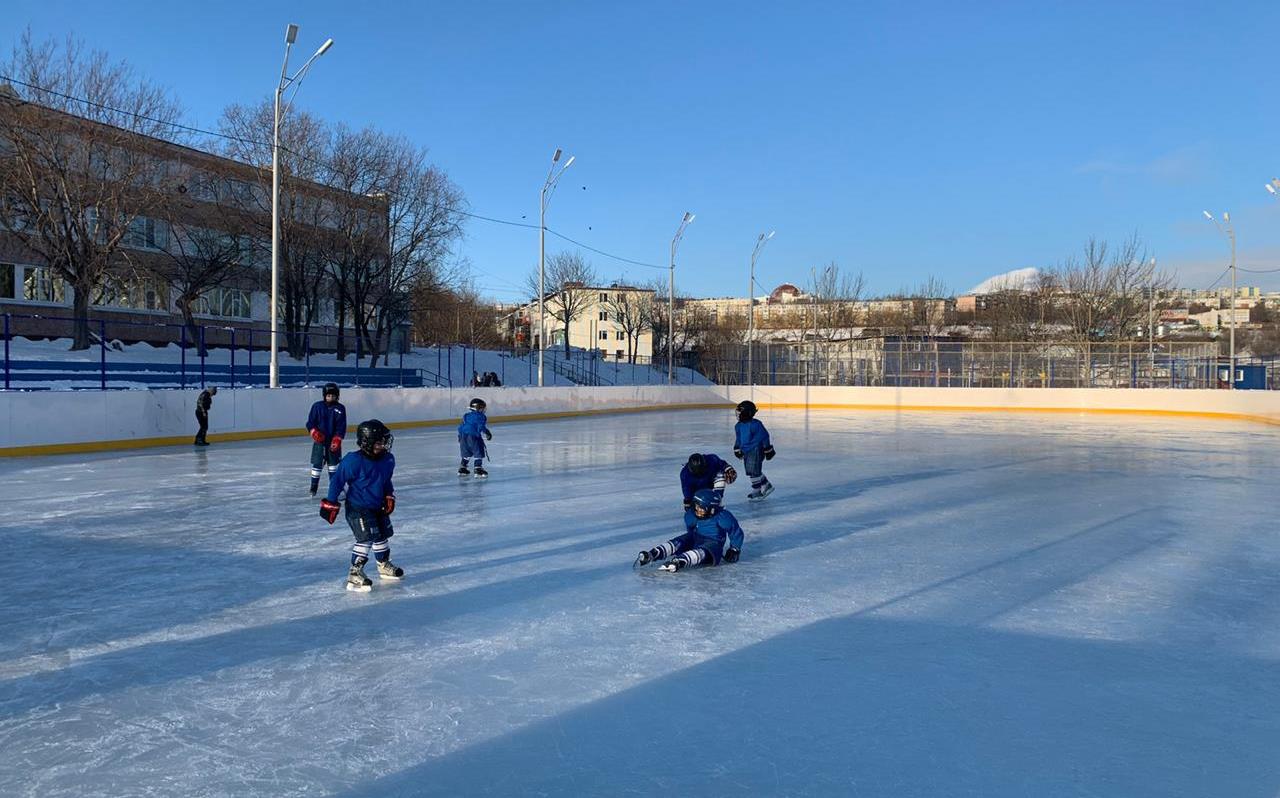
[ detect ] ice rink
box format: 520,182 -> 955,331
2,406 -> 1279,797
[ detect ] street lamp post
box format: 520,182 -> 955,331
271,24 -> 332,389
668,212 -> 694,384
538,148 -> 574,387
1203,210 -> 1236,390
746,231 -> 775,385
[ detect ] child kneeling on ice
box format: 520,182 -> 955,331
634,488 -> 744,572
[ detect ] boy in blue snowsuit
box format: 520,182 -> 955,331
680,452 -> 737,510
634,489 -> 744,572
305,382 -> 346,496
457,397 -> 493,478
734,400 -> 776,501
320,419 -> 403,592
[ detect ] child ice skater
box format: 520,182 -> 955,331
733,400 -> 776,501
634,489 -> 744,572
305,382 -> 346,496
457,397 -> 493,478
680,452 -> 737,510
320,419 -> 403,592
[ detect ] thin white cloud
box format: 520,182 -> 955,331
1074,145 -> 1207,185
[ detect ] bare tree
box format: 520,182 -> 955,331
808,261 -> 865,340
602,282 -> 654,362
1050,235 -> 1167,341
0,32 -> 184,349
217,100 -> 333,358
524,251 -> 597,356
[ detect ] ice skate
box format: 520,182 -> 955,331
457,465 -> 470,476
746,488 -> 764,501
633,550 -> 653,568
658,558 -> 686,573
309,485 -> 318,498
346,561 -> 372,592
376,559 -> 404,580
473,466 -> 488,479
758,482 -> 775,500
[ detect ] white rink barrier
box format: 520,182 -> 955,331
0,385 -> 727,456
716,385 -> 1280,427
4,384 -> 1279,457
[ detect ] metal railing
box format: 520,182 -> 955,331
2,312 -> 426,390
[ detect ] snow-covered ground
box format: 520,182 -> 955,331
1,408 -> 1277,796
2,337 -> 712,388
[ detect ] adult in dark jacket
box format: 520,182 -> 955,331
194,386 -> 217,446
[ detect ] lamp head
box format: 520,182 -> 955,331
316,39 -> 333,57
1202,210 -> 1213,221
552,148 -> 562,163
285,24 -> 299,44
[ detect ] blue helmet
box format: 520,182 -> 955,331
691,489 -> 719,515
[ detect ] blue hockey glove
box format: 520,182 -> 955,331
763,445 -> 776,461
723,548 -> 740,564
483,429 -> 493,441
733,448 -> 743,459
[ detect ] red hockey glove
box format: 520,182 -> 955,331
329,435 -> 342,453
723,466 -> 738,484
319,499 -> 340,524
383,494 -> 396,515
310,428 -> 325,444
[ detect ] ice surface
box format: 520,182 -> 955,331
1,408 -> 1278,796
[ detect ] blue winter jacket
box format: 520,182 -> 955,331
734,419 -> 770,454
457,410 -> 490,437
682,506 -> 745,552
306,400 -> 347,441
327,451 -> 395,510
680,453 -> 732,503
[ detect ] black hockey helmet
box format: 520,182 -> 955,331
469,397 -> 487,412
323,382 -> 340,400
356,419 -> 393,457
691,489 -> 720,517
686,453 -> 706,476
735,400 -> 757,422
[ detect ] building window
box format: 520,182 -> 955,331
22,267 -> 65,303
599,330 -> 608,340
95,275 -> 169,311
0,263 -> 13,299
600,292 -> 608,302
616,331 -> 625,340
197,287 -> 251,319
122,216 -> 169,250
615,349 -> 623,359
599,311 -> 608,321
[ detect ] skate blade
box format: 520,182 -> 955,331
345,582 -> 373,592
658,564 -> 680,573
378,573 -> 404,581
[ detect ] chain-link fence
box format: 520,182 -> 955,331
692,339 -> 1245,389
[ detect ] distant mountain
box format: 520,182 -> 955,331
968,267 -> 1041,294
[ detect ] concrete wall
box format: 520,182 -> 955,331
715,385 -> 1280,427
0,385 -> 727,455
5,383 -> 1279,457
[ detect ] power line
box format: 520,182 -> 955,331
1237,266 -> 1280,274
1,73 -> 670,271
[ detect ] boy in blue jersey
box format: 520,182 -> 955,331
680,452 -> 737,510
320,419 -> 403,592
457,397 -> 493,478
634,489 -> 744,572
733,400 -> 777,501
305,383 -> 347,496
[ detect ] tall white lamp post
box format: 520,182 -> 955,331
1203,210 -> 1236,390
668,211 -> 694,383
538,148 -> 574,387
271,24 -> 332,388
746,231 -> 775,385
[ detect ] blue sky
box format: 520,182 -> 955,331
8,0 -> 1280,300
